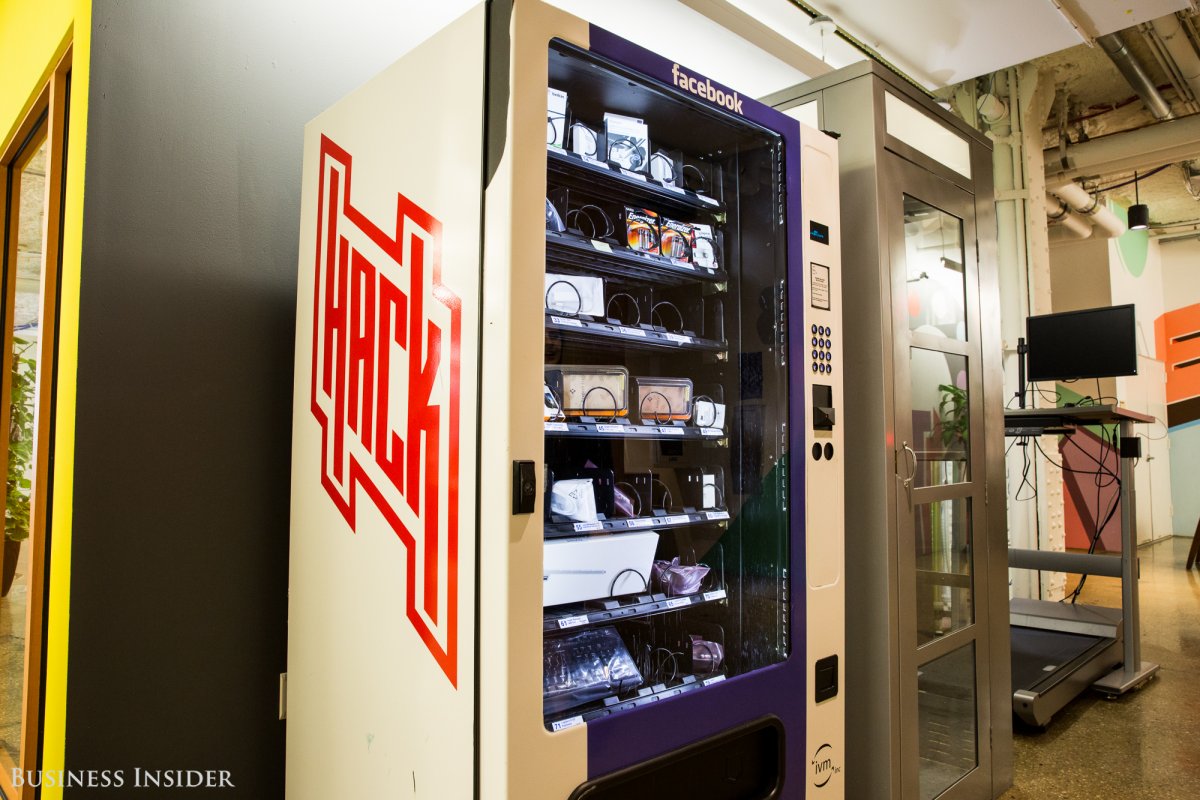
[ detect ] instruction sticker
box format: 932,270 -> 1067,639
810,262 -> 831,310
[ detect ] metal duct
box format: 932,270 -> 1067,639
1045,193 -> 1093,239
1044,112 -> 1200,180
1049,182 -> 1127,238
1098,31 -> 1175,121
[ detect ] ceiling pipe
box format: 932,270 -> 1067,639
1046,193 -> 1094,238
1097,31 -> 1176,120
1048,181 -> 1127,238
1045,111 -> 1200,180
1140,20 -> 1200,115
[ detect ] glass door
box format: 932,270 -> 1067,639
887,161 -> 991,800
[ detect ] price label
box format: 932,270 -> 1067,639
596,424 -> 625,434
582,156 -> 609,170
701,427 -> 723,437
705,510 -> 730,521
703,675 -> 726,686
620,168 -> 648,181
573,521 -> 603,532
551,716 -> 585,731
557,615 -> 589,630
662,183 -> 686,194
665,333 -> 691,344
551,316 -> 583,328
590,240 -> 612,253
544,422 -> 569,432
698,194 -> 720,206
657,427 -> 685,436
666,597 -> 690,609
703,589 -> 728,602
626,518 -> 655,529
618,326 -> 646,337
663,515 -> 690,526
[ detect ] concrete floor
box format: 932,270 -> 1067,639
998,536 -> 1200,800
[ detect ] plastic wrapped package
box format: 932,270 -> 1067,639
543,626 -> 643,715
546,365 -> 630,418
633,376 -> 693,423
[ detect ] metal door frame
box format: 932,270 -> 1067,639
883,154 -> 992,800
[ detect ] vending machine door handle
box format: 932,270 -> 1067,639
900,442 -> 917,498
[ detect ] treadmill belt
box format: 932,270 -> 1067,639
1010,626 -> 1101,691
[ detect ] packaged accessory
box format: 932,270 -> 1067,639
544,382 -> 565,421
569,122 -> 599,158
679,467 -> 725,510
547,88 -> 568,148
691,223 -> 719,271
649,149 -> 682,187
549,478 -> 598,523
604,113 -> 649,172
545,273 -> 604,317
545,365 -> 630,419
651,557 -> 711,597
633,376 -> 693,424
660,218 -> 693,265
689,635 -> 724,675
543,626 -> 643,714
545,198 -> 566,233
624,207 -> 660,255
692,396 -> 726,428
543,531 -> 659,606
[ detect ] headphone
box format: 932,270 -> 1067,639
565,204 -> 614,240
607,135 -> 646,171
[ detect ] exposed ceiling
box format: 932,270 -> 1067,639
809,0 -> 1192,89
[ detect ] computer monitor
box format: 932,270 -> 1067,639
1025,304 -> 1138,382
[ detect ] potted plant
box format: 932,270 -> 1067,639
3,338 -> 35,597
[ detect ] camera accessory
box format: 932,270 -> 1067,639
691,223 -> 719,271
565,204 -> 614,241
651,557 -> 711,597
545,198 -> 566,233
603,113 -> 649,172
605,292 -> 642,326
549,478 -> 598,523
660,218 -> 693,265
569,122 -> 599,158
545,365 -> 630,419
547,88 -> 568,148
624,207 -> 660,255
633,376 -> 693,424
545,273 -> 604,317
692,395 -> 726,429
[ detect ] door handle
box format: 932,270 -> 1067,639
901,441 -> 917,494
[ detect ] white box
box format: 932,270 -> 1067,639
543,531 -> 660,607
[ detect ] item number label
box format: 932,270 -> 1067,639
705,510 -> 730,521
666,598 -> 690,609
703,589 -> 728,602
619,326 -> 646,337
551,716 -> 585,731
557,615 -> 589,630
703,675 -> 726,686
573,521 -> 603,532
620,168 -> 648,181
551,316 -> 584,327
544,422 -> 569,432
663,515 -> 690,526
590,240 -> 612,253
665,333 -> 691,344
701,428 -> 723,437
582,156 -> 609,170
626,518 -> 655,529
596,424 -> 625,434
657,427 -> 684,436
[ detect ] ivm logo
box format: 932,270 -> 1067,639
811,743 -> 842,788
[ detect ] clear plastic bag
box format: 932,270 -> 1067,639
543,627 -> 642,715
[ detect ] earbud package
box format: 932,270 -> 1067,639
604,112 -> 649,173
691,223 -> 720,272
547,87 -> 568,148
624,207 -> 660,255
660,218 -> 693,266
692,398 -> 726,429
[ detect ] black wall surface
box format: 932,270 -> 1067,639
64,2 -> 467,796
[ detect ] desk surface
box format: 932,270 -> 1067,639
1003,404 -> 1155,426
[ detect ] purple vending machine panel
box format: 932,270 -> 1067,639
541,24 -> 809,795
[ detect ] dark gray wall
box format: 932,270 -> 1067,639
66,1 -> 470,795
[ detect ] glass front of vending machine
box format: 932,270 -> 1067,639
537,29 -> 810,795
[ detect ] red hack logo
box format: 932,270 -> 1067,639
311,135 -> 462,687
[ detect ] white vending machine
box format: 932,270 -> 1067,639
286,2 -> 844,797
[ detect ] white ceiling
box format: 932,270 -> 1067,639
814,0 -> 1193,88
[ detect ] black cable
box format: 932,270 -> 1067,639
1091,164 -> 1170,193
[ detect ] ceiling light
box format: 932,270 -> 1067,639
1129,170 -> 1149,230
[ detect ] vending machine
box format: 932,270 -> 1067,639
286,2 -> 843,798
